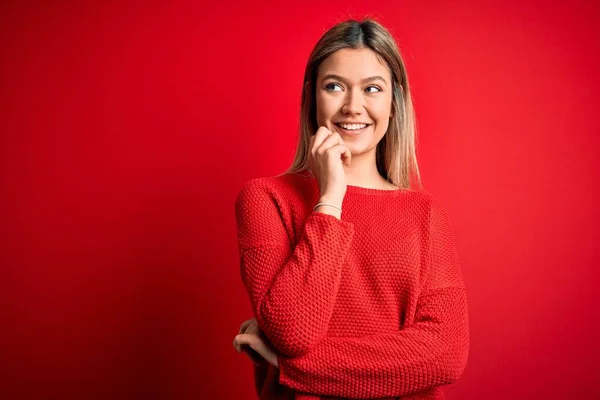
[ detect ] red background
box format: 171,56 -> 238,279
1,0 -> 599,398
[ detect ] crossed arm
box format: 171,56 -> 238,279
234,181 -> 469,398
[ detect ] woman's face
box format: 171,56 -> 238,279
314,47 -> 394,157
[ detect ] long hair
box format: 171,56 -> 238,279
280,18 -> 422,190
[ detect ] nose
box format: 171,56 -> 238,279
341,87 -> 364,116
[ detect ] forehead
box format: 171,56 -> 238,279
317,48 -> 390,81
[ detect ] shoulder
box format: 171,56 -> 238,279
234,176 -> 274,212
399,188 -> 437,210
417,191 -> 457,237
236,176 -> 271,198
400,189 -> 453,225
235,171 -> 314,210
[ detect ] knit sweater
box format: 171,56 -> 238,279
234,170 -> 469,400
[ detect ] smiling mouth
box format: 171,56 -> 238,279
334,123 -> 372,134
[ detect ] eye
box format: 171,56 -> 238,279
325,83 -> 382,93
366,86 -> 382,93
325,83 -> 342,92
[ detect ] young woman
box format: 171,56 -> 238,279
232,18 -> 469,400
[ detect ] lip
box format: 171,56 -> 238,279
334,123 -> 371,135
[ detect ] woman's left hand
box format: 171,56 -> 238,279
233,332 -> 279,368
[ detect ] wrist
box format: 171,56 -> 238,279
318,194 -> 343,207
313,200 -> 342,219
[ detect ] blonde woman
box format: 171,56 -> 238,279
233,18 -> 469,400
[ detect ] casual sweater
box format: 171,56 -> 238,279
234,170 -> 469,400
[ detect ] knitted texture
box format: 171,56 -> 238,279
234,171 -> 469,400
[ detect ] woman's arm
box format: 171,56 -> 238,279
277,287 -> 469,398
276,196 -> 470,397
235,178 -> 355,357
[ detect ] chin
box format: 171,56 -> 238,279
346,143 -> 372,156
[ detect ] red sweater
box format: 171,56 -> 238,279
234,170 -> 469,400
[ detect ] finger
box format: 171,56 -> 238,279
311,126 -> 333,154
239,333 -> 279,368
239,318 -> 254,335
233,337 -> 242,353
326,143 -> 351,166
248,339 -> 278,367
337,143 -> 352,166
234,333 -> 255,355
317,131 -> 344,154
234,331 -> 257,351
246,320 -> 260,335
233,333 -> 252,348
319,133 -> 350,167
236,333 -> 266,353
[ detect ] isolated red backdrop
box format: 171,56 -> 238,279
1,0 -> 599,399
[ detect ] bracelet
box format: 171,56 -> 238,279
313,202 -> 342,213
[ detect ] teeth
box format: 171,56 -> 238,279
338,123 -> 367,130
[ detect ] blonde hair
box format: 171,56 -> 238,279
280,18 -> 422,190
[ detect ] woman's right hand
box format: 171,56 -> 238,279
308,126 -> 351,206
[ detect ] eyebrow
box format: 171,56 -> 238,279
321,74 -> 388,85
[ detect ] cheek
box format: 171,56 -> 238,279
371,104 -> 392,125
370,103 -> 391,134
375,120 -> 390,137
315,94 -> 338,124
371,99 -> 392,120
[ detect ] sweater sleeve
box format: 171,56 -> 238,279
277,196 -> 470,398
234,178 -> 355,357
